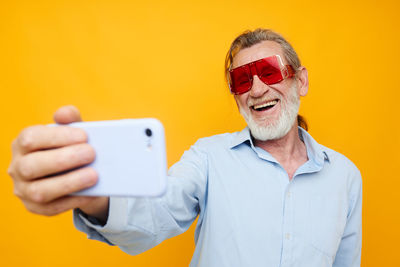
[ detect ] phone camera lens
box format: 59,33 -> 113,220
145,128 -> 152,137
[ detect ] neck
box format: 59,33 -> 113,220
253,123 -> 307,167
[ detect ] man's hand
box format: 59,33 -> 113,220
7,105 -> 109,222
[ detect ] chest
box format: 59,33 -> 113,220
199,150 -> 349,259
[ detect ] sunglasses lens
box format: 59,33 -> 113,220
229,67 -> 251,94
256,56 -> 283,85
229,55 -> 289,94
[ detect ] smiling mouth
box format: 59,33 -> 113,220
251,99 -> 279,111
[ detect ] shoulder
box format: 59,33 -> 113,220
192,131 -> 240,150
320,144 -> 362,186
170,132 -> 240,176
177,131 -> 239,163
302,128 -> 361,181
322,145 -> 360,172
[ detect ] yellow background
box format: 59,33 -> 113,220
0,0 -> 399,266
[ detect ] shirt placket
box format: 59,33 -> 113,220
280,172 -> 294,267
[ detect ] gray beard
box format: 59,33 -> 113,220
239,82 -> 300,141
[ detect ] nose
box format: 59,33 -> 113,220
249,75 -> 269,98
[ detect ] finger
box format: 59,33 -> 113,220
15,125 -> 87,154
53,105 -> 82,124
16,143 -> 95,180
19,167 -> 98,204
23,195 -> 97,216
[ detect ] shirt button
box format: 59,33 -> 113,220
285,233 -> 291,240
286,192 -> 292,198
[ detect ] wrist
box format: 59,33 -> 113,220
79,197 -> 109,224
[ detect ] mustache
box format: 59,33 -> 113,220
246,82 -> 298,108
247,92 -> 282,107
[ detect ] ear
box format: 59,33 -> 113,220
296,66 -> 309,97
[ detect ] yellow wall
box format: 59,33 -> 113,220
0,0 -> 399,266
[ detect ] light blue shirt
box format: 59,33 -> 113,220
74,127 -> 362,267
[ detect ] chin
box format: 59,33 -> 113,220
247,115 -> 296,141
240,97 -> 300,142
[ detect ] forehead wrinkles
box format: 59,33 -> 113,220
232,41 -> 285,68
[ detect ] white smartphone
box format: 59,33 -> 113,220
63,119 -> 167,197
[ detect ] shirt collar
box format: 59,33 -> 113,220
230,127 -> 253,148
299,127 -> 330,165
230,127 -> 330,165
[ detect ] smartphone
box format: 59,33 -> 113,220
63,119 -> 167,197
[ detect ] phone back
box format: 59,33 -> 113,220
68,119 -> 167,197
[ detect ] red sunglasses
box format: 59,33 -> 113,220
228,55 -> 295,95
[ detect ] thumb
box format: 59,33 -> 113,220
53,105 -> 83,124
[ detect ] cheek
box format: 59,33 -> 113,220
271,82 -> 293,99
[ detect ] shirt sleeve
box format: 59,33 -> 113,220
333,169 -> 362,267
73,140 -> 208,255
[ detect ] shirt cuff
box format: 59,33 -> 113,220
73,197 -> 130,244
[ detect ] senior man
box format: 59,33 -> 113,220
8,29 -> 362,267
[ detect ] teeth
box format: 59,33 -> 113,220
254,100 -> 278,110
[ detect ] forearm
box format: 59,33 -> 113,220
74,141 -> 208,253
74,196 -> 197,255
